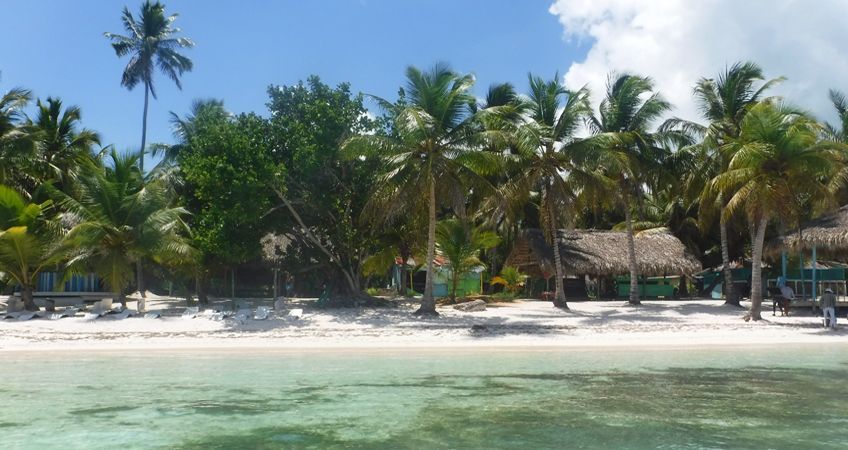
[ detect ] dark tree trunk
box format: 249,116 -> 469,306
136,81 -> 150,305
21,283 -> 38,311
623,195 -> 641,306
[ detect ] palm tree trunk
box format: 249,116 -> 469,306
719,207 -> 739,306
546,192 -> 568,309
21,283 -> 37,311
417,175 -> 438,316
136,80 -> 150,304
624,195 -> 641,305
749,216 -> 769,320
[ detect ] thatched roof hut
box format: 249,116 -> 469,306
769,205 -> 848,257
505,229 -> 701,278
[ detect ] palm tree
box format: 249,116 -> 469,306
344,63 -> 499,315
105,0 -> 194,172
689,62 -> 782,306
495,74 -> 604,308
104,0 -> 193,298
0,185 -> 68,311
25,97 -> 100,191
589,74 -> 673,305
709,101 -> 844,320
435,218 -> 500,302
0,76 -> 33,189
56,150 -> 189,311
825,89 -> 848,142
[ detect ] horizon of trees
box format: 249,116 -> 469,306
3,4 -> 848,321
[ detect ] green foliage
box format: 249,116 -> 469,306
104,0 -> 194,97
176,105 -> 281,266
56,150 -> 189,301
490,266 -> 527,294
0,184 -> 68,308
265,76 -> 379,294
435,218 -> 500,301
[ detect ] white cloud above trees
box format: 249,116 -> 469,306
549,0 -> 848,125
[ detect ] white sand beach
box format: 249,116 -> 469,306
2,296 -> 846,352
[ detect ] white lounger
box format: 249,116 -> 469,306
181,307 -> 200,319
254,306 -> 270,320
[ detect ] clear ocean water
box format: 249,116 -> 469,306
2,345 -> 847,449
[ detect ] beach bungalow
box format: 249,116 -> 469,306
505,229 -> 702,298
768,205 -> 848,304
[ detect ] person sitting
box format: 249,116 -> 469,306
820,288 -> 837,330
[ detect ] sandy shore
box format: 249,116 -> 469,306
1,295 -> 846,352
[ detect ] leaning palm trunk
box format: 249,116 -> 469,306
417,176 -> 438,315
546,194 -> 568,309
623,196 -> 641,305
135,81 -> 151,305
748,216 -> 769,320
719,212 -> 739,306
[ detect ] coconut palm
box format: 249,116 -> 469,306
495,74 -> 605,308
105,0 -> 194,172
589,73 -> 673,305
688,62 -> 782,306
56,150 -> 189,311
104,0 -> 193,298
709,101 -> 845,320
0,185 -> 68,311
25,97 -> 100,191
344,63 -> 500,315
825,89 -> 848,142
435,218 -> 500,302
0,77 -> 33,189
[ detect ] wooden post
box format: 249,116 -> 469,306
812,245 -> 817,310
781,251 -> 787,278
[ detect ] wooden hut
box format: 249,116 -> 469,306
505,229 -> 702,297
768,205 -> 848,300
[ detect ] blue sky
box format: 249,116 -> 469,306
1,1 -> 587,166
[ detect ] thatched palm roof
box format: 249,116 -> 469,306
770,205 -> 848,255
505,229 -> 701,278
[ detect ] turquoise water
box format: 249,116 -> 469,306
2,346 -> 847,449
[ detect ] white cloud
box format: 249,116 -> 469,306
549,0 -> 848,125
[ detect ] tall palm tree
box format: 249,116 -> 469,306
435,218 -> 500,303
105,0 -> 194,172
496,74 -> 604,308
589,74 -> 673,305
25,97 -> 100,191
0,185 -> 69,311
56,150 -> 189,311
344,63 -> 499,315
104,0 -> 193,298
709,101 -> 844,320
689,62 -> 782,306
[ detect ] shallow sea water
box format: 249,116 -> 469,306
1,345 -> 847,449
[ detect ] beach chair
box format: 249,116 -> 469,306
181,306 -> 200,319
144,311 -> 162,319
109,309 -> 135,320
47,307 -> 79,320
14,311 -> 38,321
288,308 -> 303,320
253,306 -> 270,320
233,308 -> 252,322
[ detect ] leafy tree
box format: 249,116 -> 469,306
709,101 -> 845,319
344,63 -> 500,315
0,185 -> 68,311
175,104 -> 281,297
265,77 -> 379,299
589,74 -> 673,305
56,150 -> 189,310
435,218 -> 500,302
